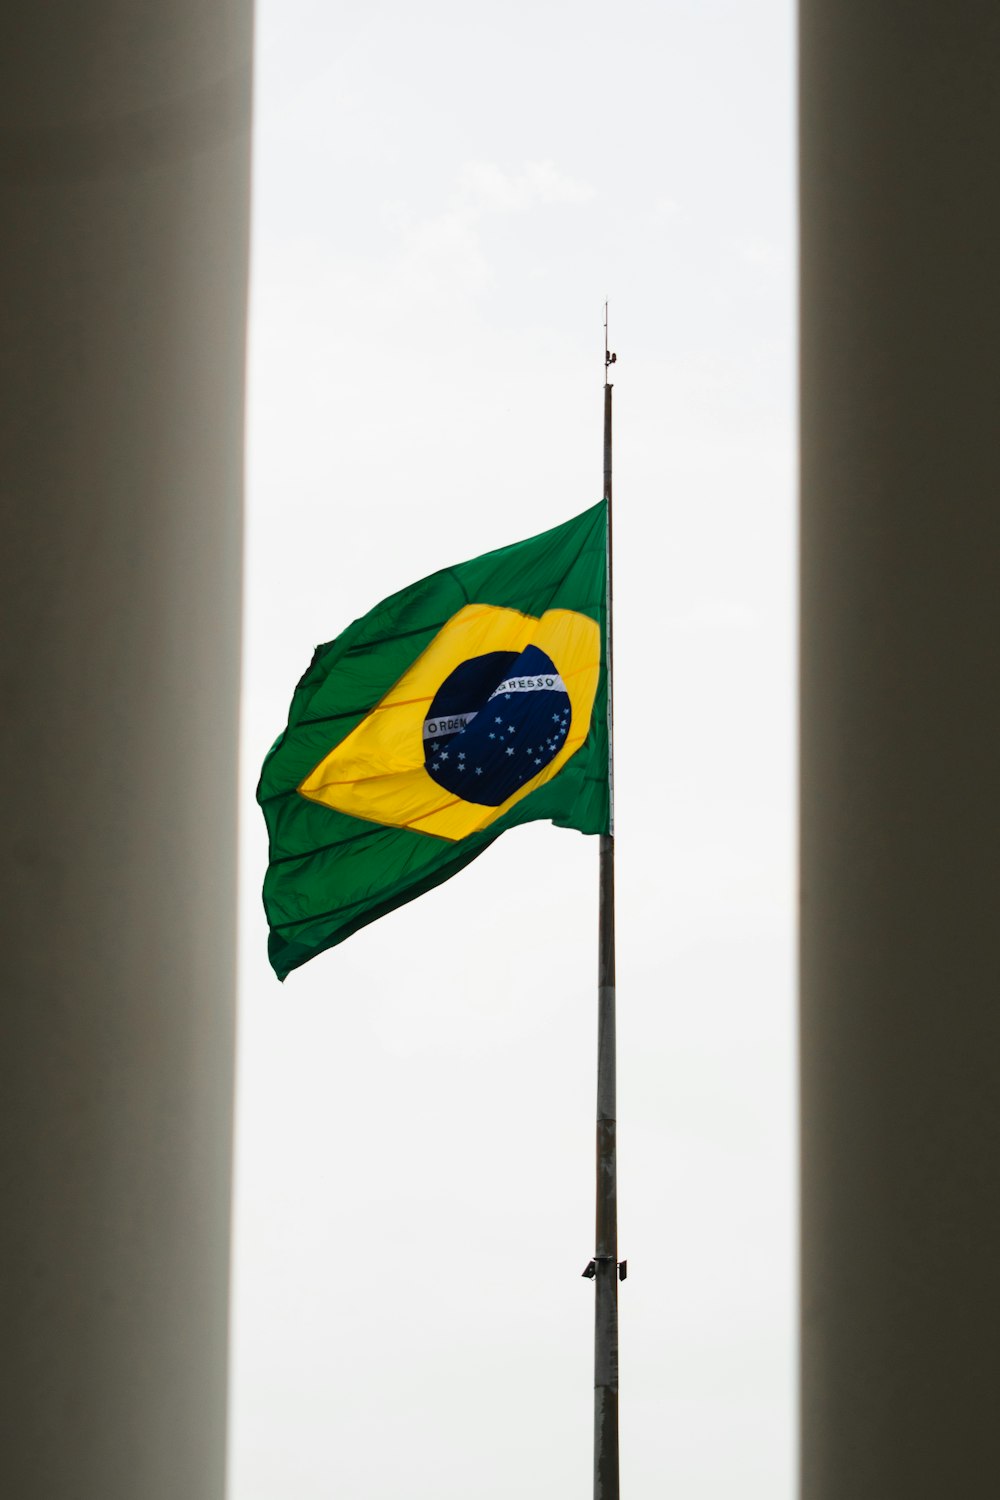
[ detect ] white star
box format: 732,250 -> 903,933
432,741 -> 440,751
505,693 -> 511,699
458,752 -> 465,760
489,733 -> 496,740
552,714 -> 560,723
508,724 -> 515,732
534,757 -> 541,765
506,747 -> 514,757
440,752 -> 449,761
495,716 -> 502,724
432,761 -> 440,771
475,767 -> 482,775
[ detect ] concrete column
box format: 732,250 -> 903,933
0,7 -> 251,1497
800,4 -> 1000,1496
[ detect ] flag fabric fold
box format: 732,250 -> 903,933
258,500 -> 609,979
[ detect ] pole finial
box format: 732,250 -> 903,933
604,301 -> 617,382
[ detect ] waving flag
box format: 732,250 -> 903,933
258,500 -> 609,979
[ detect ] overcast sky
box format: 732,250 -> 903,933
230,2 -> 796,1496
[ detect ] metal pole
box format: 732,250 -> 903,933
594,311 -> 619,1500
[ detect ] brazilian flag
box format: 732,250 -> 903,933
258,500 -> 610,979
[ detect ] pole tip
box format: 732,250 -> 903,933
604,304 -> 616,377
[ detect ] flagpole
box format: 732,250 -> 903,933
593,305 -> 619,1500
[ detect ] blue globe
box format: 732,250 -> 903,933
423,644 -> 572,807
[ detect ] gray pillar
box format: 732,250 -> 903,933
0,8 -> 251,1498
800,5 -> 1000,1496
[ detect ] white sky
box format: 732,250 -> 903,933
230,2 -> 796,1496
